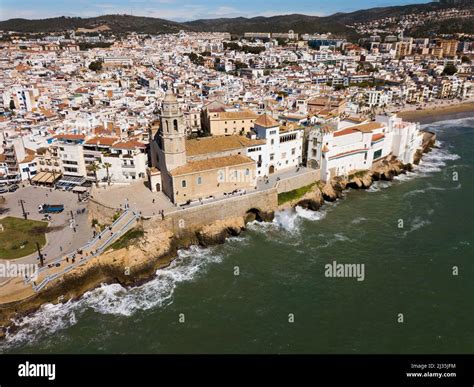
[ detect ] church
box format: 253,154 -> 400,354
149,92 -> 259,206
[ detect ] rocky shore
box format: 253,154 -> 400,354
0,131 -> 437,340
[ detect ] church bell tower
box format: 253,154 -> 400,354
159,91 -> 187,171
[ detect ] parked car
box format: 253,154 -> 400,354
8,184 -> 19,192
0,186 -> 8,194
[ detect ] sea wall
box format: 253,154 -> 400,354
0,132 -> 437,337
276,169 -> 320,193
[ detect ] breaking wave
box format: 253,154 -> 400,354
421,116 -> 474,131
0,245 -> 222,350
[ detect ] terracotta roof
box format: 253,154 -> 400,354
351,122 -> 384,133
345,116 -> 367,123
112,140 -> 146,150
334,128 -> 358,137
254,114 -> 279,128
0,154 -> 6,162
372,133 -> 385,141
170,154 -> 254,176
186,135 -> 265,157
20,148 -> 36,164
54,134 -> 85,141
85,136 -> 119,146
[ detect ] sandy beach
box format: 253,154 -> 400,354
397,100 -> 474,122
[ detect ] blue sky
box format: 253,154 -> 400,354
0,0 -> 432,21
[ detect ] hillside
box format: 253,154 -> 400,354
0,1 -> 472,38
0,14 -> 189,34
184,14 -> 355,37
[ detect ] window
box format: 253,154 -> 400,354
218,170 -> 225,182
197,176 -> 202,185
292,148 -> 296,155
271,139 -> 274,145
245,168 -> 250,176
373,149 -> 382,159
270,153 -> 274,161
181,180 -> 187,188
173,119 -> 178,131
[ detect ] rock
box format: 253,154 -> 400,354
297,198 -> 322,211
321,183 -> 339,202
197,217 -> 245,247
245,209 -> 274,223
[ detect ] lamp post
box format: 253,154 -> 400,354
19,199 -> 27,220
36,242 -> 44,267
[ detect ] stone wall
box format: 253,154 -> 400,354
143,188 -> 278,235
275,169 -> 320,193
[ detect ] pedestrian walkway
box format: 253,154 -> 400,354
28,209 -> 140,292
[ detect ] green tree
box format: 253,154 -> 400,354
87,162 -> 101,187
442,64 -> 457,76
235,61 -> 248,69
102,162 -> 112,186
461,55 -> 471,64
9,99 -> 15,110
88,61 -> 102,72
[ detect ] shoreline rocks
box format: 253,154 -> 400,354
0,132 -> 437,340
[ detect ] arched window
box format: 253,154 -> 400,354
173,119 -> 178,131
165,121 -> 169,133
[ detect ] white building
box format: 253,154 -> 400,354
83,136 -> 148,184
307,114 -> 423,182
247,114 -> 304,177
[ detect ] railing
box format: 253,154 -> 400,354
30,209 -> 140,292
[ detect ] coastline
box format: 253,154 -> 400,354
0,130 -> 437,340
397,101 -> 474,123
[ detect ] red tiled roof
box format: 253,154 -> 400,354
85,136 -> 119,146
112,140 -> 146,150
54,134 -> 85,140
254,113 -> 278,128
372,133 -> 385,142
334,128 -> 358,137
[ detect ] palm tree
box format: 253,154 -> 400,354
87,162 -> 101,187
102,162 -> 112,186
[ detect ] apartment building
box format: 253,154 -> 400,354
248,114 -> 304,177
83,136 -> 147,183
54,134 -> 87,180
201,101 -> 259,136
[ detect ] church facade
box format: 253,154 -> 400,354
149,92 -> 258,206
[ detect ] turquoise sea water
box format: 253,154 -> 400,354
2,115 -> 473,354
